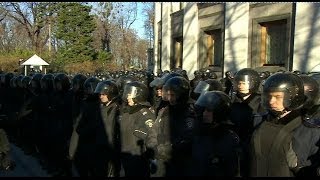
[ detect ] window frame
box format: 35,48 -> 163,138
251,14 -> 292,68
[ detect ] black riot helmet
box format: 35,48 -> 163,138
193,79 -> 223,100
40,73 -> 54,93
157,69 -> 163,77
259,71 -> 270,81
194,70 -> 203,79
94,80 -> 119,100
299,74 -> 320,107
262,72 -> 306,111
203,68 -> 218,80
156,72 -> 182,89
100,74 -> 112,81
1,72 -> 14,88
83,77 -> 100,96
9,76 -> 17,88
71,74 -> 87,93
21,76 -> 31,89
30,73 -> 43,95
195,91 -> 231,123
15,75 -> 24,88
149,72 -> 181,91
233,68 -> 260,94
116,75 -> 137,95
54,73 -> 70,92
292,70 -> 301,75
194,79 -> 223,94
225,71 -> 234,79
149,77 -> 163,89
162,76 -> 190,104
122,81 -> 149,106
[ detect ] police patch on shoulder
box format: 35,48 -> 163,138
145,119 -> 154,128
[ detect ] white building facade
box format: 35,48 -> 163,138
153,2 -> 320,79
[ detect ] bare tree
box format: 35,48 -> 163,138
0,2 -> 57,54
110,2 -> 138,70
142,2 -> 155,48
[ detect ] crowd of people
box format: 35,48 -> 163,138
0,66 -> 319,177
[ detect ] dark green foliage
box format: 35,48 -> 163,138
55,2 -> 96,63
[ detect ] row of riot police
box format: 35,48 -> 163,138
0,67 -> 320,177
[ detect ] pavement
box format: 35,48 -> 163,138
0,143 -> 51,177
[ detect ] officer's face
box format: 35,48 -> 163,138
72,83 -> 80,92
266,91 -> 285,111
54,82 -> 62,91
236,80 -> 250,94
127,93 -> 135,106
202,109 -> 213,123
167,90 -> 177,105
156,88 -> 162,97
99,94 -> 109,103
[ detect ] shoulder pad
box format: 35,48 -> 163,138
303,117 -> 320,128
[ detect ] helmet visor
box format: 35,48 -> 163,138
122,85 -> 138,101
232,75 -> 252,92
193,81 -> 210,94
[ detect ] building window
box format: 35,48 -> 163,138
259,19 -> 287,66
203,29 -> 222,67
197,3 -> 220,9
172,37 -> 183,69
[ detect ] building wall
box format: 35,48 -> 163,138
154,2 -> 320,79
183,3 -> 199,80
293,3 -> 320,72
154,2 -> 161,73
161,3 -> 172,71
224,3 -> 250,73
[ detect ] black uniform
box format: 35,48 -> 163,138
153,101 -> 195,176
75,96 -> 121,177
192,124 -> 240,176
250,109 -> 320,176
192,90 -> 241,176
249,72 -> 320,177
119,104 -> 157,177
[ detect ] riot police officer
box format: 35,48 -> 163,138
93,80 -> 121,177
73,76 -> 100,176
296,74 -> 320,176
49,73 -> 73,176
192,91 -> 240,176
229,68 -> 265,177
72,80 -> 121,177
153,76 -> 196,176
119,81 -> 157,177
249,72 -> 320,177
